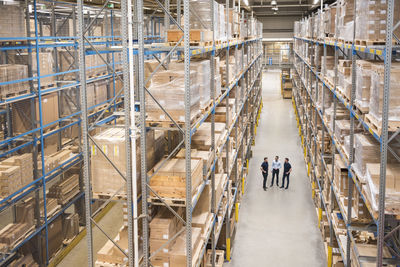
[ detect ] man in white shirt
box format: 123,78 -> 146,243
270,156 -> 281,187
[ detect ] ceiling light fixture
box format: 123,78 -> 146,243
242,0 -> 249,6
271,0 -> 277,5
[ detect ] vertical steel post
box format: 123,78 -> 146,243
210,0 -> 216,265
183,0 -> 192,264
225,0 -> 231,261
77,1 -> 94,266
377,0 -> 394,265
346,0 -> 357,265
137,0 -> 149,263
121,0 -> 136,265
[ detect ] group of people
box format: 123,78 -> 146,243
260,156 -> 292,191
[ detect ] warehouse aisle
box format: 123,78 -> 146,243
225,70 -> 326,267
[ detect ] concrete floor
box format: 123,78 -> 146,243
224,70 -> 326,267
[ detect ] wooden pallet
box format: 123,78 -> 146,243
354,39 -> 395,46
92,192 -> 127,200
354,102 -> 369,115
146,111 -> 201,128
364,113 -> 400,136
0,89 -> 29,101
148,180 -> 204,207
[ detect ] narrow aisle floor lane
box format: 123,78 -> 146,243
225,70 -> 326,267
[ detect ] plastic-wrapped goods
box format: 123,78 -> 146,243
321,56 -> 335,77
257,21 -> 263,38
369,63 -> 400,122
146,70 -> 200,122
365,163 -> 400,214
219,3 -> 227,41
313,10 -> 324,40
355,60 -> 373,111
317,82 -> 334,110
170,59 -> 211,109
240,19 -> 248,39
91,128 -> 155,197
11,52 -> 55,87
337,0 -> 354,40
323,7 -> 336,37
353,133 -> 380,181
334,119 -> 362,143
294,21 -> 300,37
0,5 -> 26,39
355,0 -> 400,42
0,65 -> 28,98
189,0 -> 220,39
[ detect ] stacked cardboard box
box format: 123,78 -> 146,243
0,65 -> 29,99
91,127 -> 155,197
0,5 -> 25,39
337,60 -> 352,98
12,92 -> 59,134
337,0 -> 354,41
355,60 -> 374,112
146,70 -> 200,123
355,0 -> 400,42
11,52 -> 55,87
369,63 -> 400,123
149,208 -> 183,266
0,153 -> 33,197
148,158 -> 204,200
47,174 -> 80,205
323,6 -> 336,37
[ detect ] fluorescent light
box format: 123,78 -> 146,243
271,0 -> 277,5
313,0 -> 319,4
242,0 -> 249,6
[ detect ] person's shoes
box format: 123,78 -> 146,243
285,187 -> 288,190
279,186 -> 284,188
263,188 -> 266,191
270,184 -> 273,187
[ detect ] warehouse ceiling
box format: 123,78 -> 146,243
251,0 -> 314,17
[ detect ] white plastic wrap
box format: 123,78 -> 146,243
146,70 -> 201,122
369,63 -> 400,122
355,60 -> 372,110
352,133 -> 380,181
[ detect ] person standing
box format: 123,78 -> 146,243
270,156 -> 281,187
281,158 -> 292,189
260,157 -> 269,191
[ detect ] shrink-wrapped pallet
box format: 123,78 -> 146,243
170,60 -> 211,109
369,63 -> 400,123
323,6 -> 336,37
355,60 -> 374,111
355,0 -> 400,43
146,70 -> 200,123
365,163 -> 400,214
353,133 -> 380,180
90,128 -> 154,197
0,65 -> 28,98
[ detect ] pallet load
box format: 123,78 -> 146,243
148,158 -> 203,206
323,6 -> 336,38
337,60 -> 352,99
0,5 -> 26,39
368,63 -> 400,134
355,60 -> 374,113
355,0 -> 400,45
169,227 -> 203,266
337,0 -> 354,42
149,207 -> 183,266
90,127 -> 154,198
12,92 -> 59,134
0,64 -> 29,100
146,70 -> 200,124
96,226 -> 129,266
11,52 -> 55,88
0,153 -> 33,197
47,174 -> 80,205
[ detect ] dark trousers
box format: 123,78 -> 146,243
282,173 -> 290,188
262,173 -> 268,188
271,169 -> 279,186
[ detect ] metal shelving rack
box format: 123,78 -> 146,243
74,0 -> 263,267
0,0 -> 164,265
0,0 -> 262,266
292,0 -> 400,266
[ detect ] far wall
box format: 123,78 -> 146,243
258,15 -> 302,39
